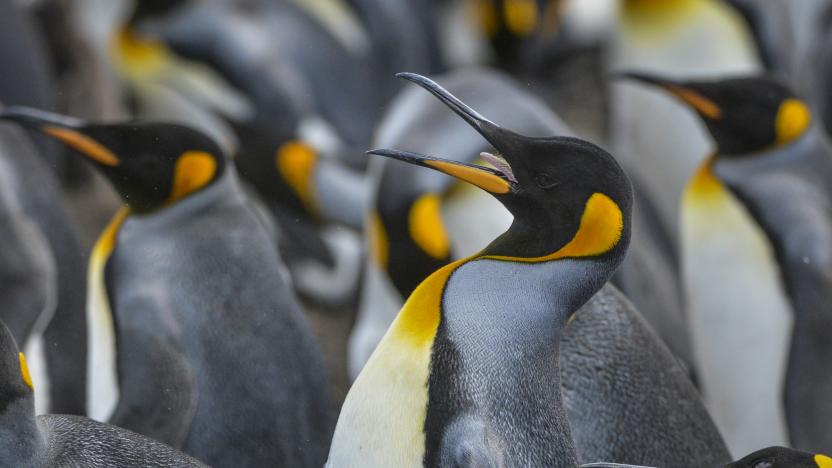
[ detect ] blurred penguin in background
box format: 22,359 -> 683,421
609,0 -> 763,243
1,107 -> 335,468
0,0 -> 89,417
626,73 -> 832,454
0,318 -> 210,468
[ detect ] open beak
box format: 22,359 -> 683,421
368,73 -> 517,195
617,72 -> 723,120
0,106 -> 120,167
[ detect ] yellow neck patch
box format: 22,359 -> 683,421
425,160 -> 511,194
112,27 -> 171,77
484,192 -> 624,262
368,211 -> 390,269
408,193 -> 451,260
817,454 -> 832,468
275,141 -> 319,214
685,155 -> 723,203
44,127 -> 120,167
775,98 -> 811,145
504,0 -> 539,36
389,257 -> 471,347
169,151 -> 217,204
19,352 -> 33,390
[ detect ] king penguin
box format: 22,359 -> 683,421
0,318 -> 208,467
329,72 -> 633,467
0,107 -> 336,467
609,0 -> 763,242
349,67 -> 571,378
350,68 -> 694,384
624,73 -> 832,453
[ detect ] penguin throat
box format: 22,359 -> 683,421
482,193 -> 625,262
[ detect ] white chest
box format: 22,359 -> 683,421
682,178 -> 792,457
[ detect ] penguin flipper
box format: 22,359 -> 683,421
108,332 -> 197,448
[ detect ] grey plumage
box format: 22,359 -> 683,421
105,168 -> 335,467
561,285 -> 729,468
0,124 -> 87,415
713,124 -> 832,452
0,319 -> 207,468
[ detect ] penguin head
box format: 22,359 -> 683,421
0,321 -> 34,407
369,73 -> 632,260
621,73 -> 812,155
726,446 -> 832,468
0,107 -> 227,214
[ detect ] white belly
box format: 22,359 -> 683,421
682,182 -> 792,457
86,209 -> 129,421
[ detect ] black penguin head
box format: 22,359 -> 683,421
369,73 -> 632,259
0,107 -> 227,214
621,73 -> 812,155
0,321 -> 34,411
726,446 -> 832,468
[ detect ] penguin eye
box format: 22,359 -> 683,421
534,173 -> 559,190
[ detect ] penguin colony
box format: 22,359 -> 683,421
1,0 -> 832,467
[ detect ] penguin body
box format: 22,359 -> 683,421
711,125 -> 832,452
142,0 -> 387,154
626,74 -> 832,453
0,319 -> 208,468
0,109 -> 336,467
105,170 -> 334,465
609,0 -> 761,240
349,67 -> 568,377
331,72 -> 633,466
0,124 -> 88,416
562,284 -> 729,467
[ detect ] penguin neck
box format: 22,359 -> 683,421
0,396 -> 44,466
120,167 -> 243,232
716,123 -> 820,162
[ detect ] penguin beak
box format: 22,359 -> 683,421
367,148 -> 514,194
616,72 -> 723,120
367,73 -> 517,195
0,106 -> 121,166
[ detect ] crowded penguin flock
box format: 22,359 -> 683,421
2,0 -> 832,467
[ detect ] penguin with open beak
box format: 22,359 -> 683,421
0,106 -> 335,467
624,72 -> 832,453
329,72 -> 633,466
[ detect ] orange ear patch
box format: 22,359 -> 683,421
43,127 -> 120,166
368,211 -> 390,269
408,193 -> 451,260
776,98 -> 811,145
169,151 -> 217,203
275,141 -> 319,213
